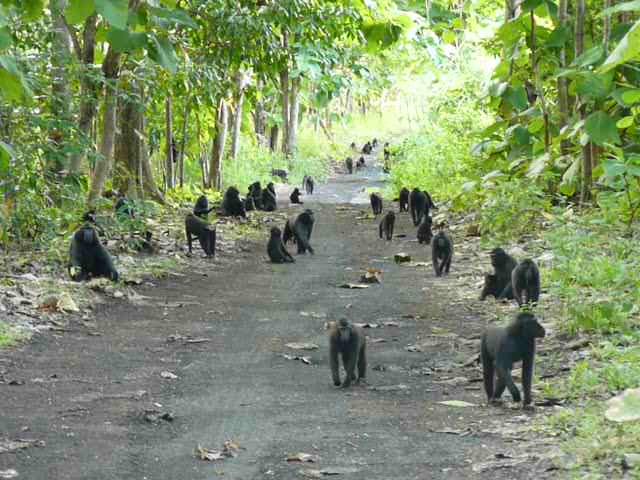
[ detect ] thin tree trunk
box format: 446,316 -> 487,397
280,69 -> 290,155
253,79 -> 267,145
575,0 -> 592,204
208,98 -> 228,190
557,0 -> 570,155
178,97 -> 190,188
165,96 -> 175,190
269,125 -> 279,152
231,73 -> 247,161
113,83 -> 140,198
286,76 -> 300,159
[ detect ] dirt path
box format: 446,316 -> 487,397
0,157 -> 552,479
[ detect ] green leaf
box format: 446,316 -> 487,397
0,140 -> 13,175
576,72 -> 613,100
512,125 -> 531,145
95,0 -> 128,30
22,0 -> 45,20
147,34 -> 177,73
503,85 -> 528,111
546,25 -> 570,48
528,117 -> 544,133
106,29 -> 147,53
0,27 -> 10,51
617,116 -> 634,128
148,6 -> 197,28
584,111 -> 621,145
622,89 -> 640,104
599,19 -> 640,73
603,158 -> 628,178
601,0 -> 640,17
488,81 -> 508,97
572,45 -> 605,68
497,19 -> 524,46
521,0 -> 544,13
0,55 -> 27,101
65,0 -> 96,25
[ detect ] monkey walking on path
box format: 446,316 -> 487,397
329,319 -> 367,388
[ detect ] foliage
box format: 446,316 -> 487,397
0,322 -> 29,348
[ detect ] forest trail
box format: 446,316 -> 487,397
0,154 -> 551,479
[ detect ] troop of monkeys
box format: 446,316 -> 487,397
330,140 -> 545,409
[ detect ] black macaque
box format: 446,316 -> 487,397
267,182 -> 276,197
372,138 -> 378,148
481,312 -> 545,408
114,194 -> 134,219
185,213 -> 216,257
271,168 -> 288,182
417,215 -> 433,244
370,193 -> 383,215
244,195 -> 256,212
261,186 -> 277,212
350,142 -> 357,150
480,248 -> 517,300
290,209 -> 315,254
356,156 -> 366,169
193,195 -> 215,219
424,190 -> 436,210
431,231 -> 453,276
329,318 -> 367,388
249,182 -> 263,210
512,259 -> 541,306
384,143 -> 390,163
378,211 -> 395,241
290,188 -> 303,204
303,175 -> 314,195
398,188 -> 410,212
409,188 -> 427,226
362,142 -> 372,154
267,227 -> 295,263
345,157 -> 353,174
221,187 -> 246,218
68,225 -> 119,281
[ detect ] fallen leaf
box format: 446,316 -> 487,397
338,283 -> 369,289
160,371 -> 178,380
299,467 -> 360,477
368,384 -> 409,392
0,469 -> 18,479
353,322 -> 380,329
0,439 -> 45,454
285,342 -> 319,351
438,400 -> 476,408
394,253 -> 411,263
286,452 -> 320,463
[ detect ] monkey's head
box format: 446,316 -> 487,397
270,227 -> 281,238
489,248 -> 508,267
196,195 -> 208,207
292,188 -> 300,195
302,209 -> 314,223
387,211 -> 395,219
337,318 -> 352,342
82,210 -> 97,224
227,187 -> 240,198
76,226 -> 98,245
514,312 -> 546,339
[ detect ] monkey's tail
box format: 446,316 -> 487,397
378,222 -> 383,239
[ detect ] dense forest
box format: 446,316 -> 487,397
1,0 -> 640,478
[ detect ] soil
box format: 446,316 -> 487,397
0,158 -> 557,479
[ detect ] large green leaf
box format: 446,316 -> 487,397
584,111 -> 621,145
572,45 -> 604,68
65,0 -> 96,25
503,85 -> 528,111
95,0 -> 128,30
599,19 -> 640,73
546,25 -> 570,48
576,72 -> 613,100
106,29 -> 147,53
0,27 -> 10,51
601,0 -> 640,17
148,6 -> 197,28
622,89 -> 640,104
147,34 -> 177,73
0,140 -> 13,175
22,0 -> 45,20
0,55 -> 27,101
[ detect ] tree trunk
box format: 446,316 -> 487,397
48,0 -> 73,175
231,73 -> 247,161
286,76 -> 300,158
269,125 -> 279,152
165,96 -> 175,190
253,79 -> 267,145
208,98 -> 228,190
557,0 -> 570,155
68,15 -> 98,174
113,83 -> 140,198
87,40 -> 123,206
575,0 -> 592,204
138,83 -> 164,203
178,97 -> 190,188
280,68 -> 290,155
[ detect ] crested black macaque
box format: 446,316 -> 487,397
398,187 -> 410,212
185,213 -> 216,257
372,138 -> 378,148
329,318 -> 367,388
424,190 -> 437,210
512,259 -> 541,306
481,312 -> 546,408
361,142 -> 372,154
356,156 -> 366,169
290,188 -> 303,204
384,143 -> 391,163
350,141 -> 357,150
248,181 -> 263,209
271,168 -> 288,182
290,209 -> 315,254
114,194 -> 135,219
267,182 -> 276,197
417,215 -> 433,244
303,175 -> 315,195
261,186 -> 277,212
379,211 -> 395,241
68,225 -> 119,281
221,186 -> 246,218
431,231 -> 453,276
267,227 -> 295,263
193,195 -> 215,219
480,248 -> 517,300
345,157 -> 353,174
244,195 -> 255,211
370,193 -> 383,215
409,188 -> 427,226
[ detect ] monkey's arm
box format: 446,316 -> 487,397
341,351 -> 355,388
521,352 -> 534,406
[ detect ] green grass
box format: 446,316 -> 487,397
0,322 -> 29,348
